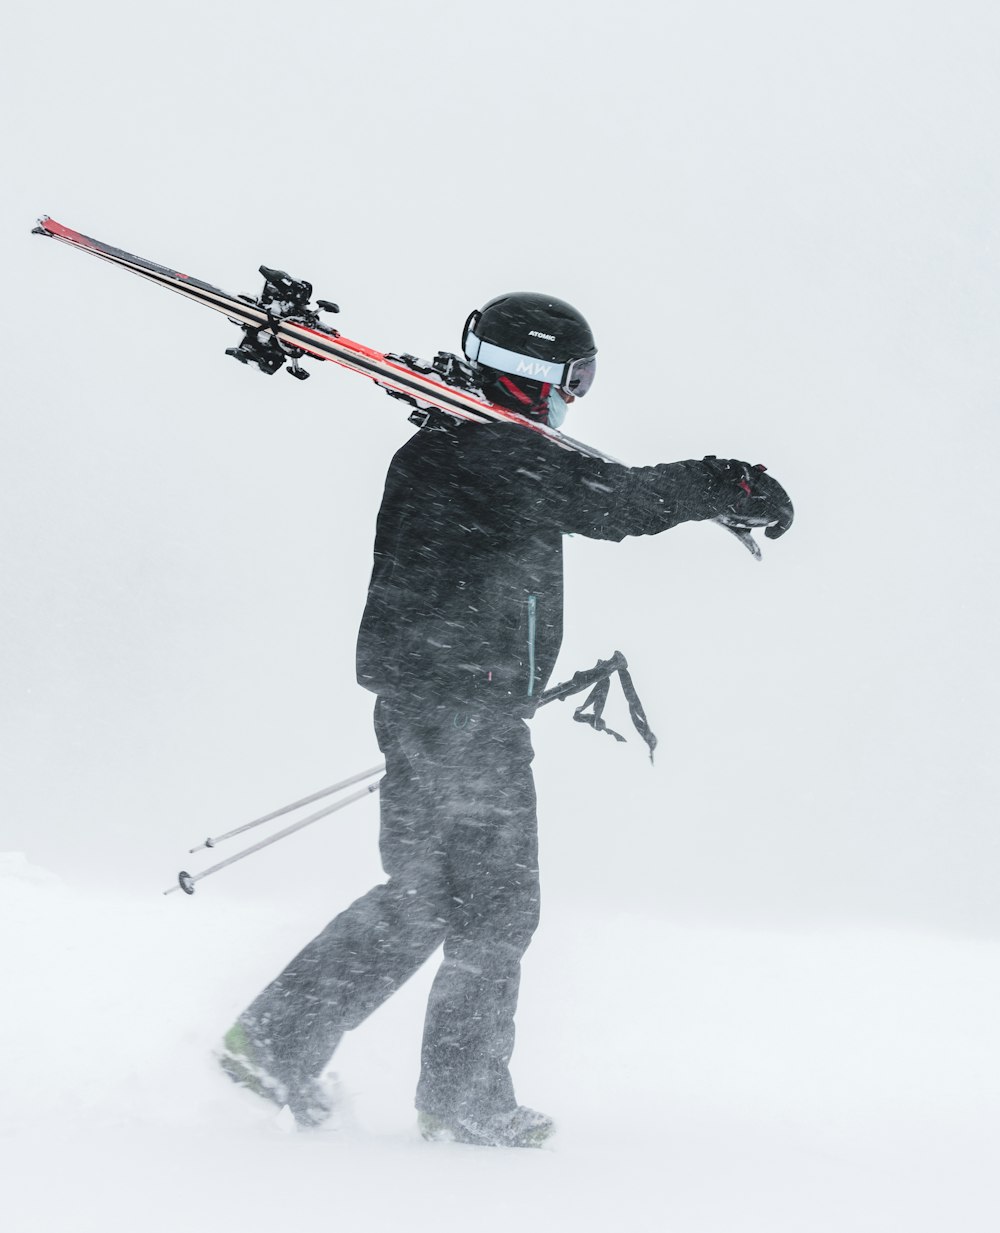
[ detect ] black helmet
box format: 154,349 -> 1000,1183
462,292 -> 597,399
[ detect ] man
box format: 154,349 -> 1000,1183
219,292 -> 794,1147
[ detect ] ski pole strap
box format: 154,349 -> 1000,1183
537,651 -> 658,763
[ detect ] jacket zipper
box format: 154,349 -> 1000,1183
526,594 -> 537,697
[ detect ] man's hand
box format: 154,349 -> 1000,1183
702,456 -> 794,540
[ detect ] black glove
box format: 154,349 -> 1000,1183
701,456 -> 794,540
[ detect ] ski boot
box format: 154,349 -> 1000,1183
217,1020 -> 337,1130
418,1105 -> 554,1148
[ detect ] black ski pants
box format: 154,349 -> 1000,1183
241,696 -> 541,1120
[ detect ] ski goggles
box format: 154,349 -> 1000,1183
464,327 -> 597,398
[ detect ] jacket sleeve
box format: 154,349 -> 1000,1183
521,438 -> 726,541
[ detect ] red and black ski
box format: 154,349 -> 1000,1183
33,215 -> 765,556
32,216 -> 605,457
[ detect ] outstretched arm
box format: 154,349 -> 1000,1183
536,445 -> 794,546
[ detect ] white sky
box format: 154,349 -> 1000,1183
1,0 -> 998,933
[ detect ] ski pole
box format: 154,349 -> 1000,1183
186,763 -> 386,853
536,651 -> 628,706
164,654 -> 653,898
163,779 -> 382,896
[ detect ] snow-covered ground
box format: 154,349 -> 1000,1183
4,2 -> 1000,1230
4,851 -> 998,1233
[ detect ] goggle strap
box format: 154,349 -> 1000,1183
465,325 -> 596,397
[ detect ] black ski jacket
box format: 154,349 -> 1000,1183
356,422 -> 727,711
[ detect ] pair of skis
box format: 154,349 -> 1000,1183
31,215 -> 766,557
32,217 -> 603,450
